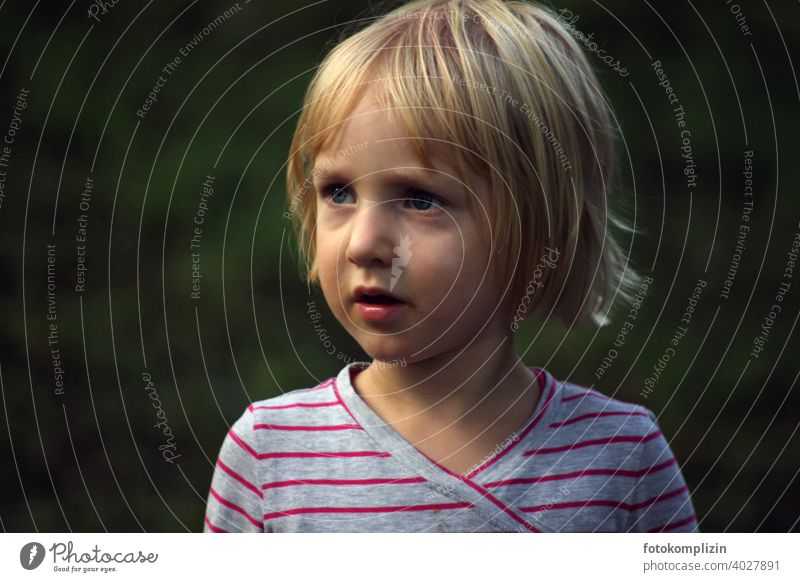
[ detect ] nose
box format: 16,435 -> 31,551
345,199 -> 398,270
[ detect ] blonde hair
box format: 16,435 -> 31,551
286,0 -> 642,327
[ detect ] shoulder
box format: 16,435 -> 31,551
552,379 -> 689,477
204,373 -> 349,532
221,375 -> 340,450
553,379 -> 656,435
239,375 -> 344,431
527,374 -> 697,532
545,378 -> 674,472
246,376 -> 339,414
556,380 -> 697,530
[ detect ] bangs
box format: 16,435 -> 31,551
290,2 -> 521,191
287,0 -> 641,327
287,1 -> 531,282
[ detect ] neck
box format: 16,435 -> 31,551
354,329 -> 540,430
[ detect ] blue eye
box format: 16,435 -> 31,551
322,185 -> 354,204
320,184 -> 441,213
408,190 -> 439,211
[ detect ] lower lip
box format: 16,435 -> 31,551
355,301 -> 406,322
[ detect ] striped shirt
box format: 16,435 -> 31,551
204,362 -> 698,533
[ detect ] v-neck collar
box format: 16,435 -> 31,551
333,361 -> 562,533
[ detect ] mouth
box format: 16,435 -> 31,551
353,286 -> 406,305
353,285 -> 408,322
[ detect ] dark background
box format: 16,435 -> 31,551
0,0 -> 798,532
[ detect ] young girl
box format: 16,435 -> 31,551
204,0 -> 698,533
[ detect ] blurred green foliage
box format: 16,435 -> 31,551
0,0 -> 797,532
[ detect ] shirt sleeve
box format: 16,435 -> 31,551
625,409 -> 699,532
203,406 -> 265,532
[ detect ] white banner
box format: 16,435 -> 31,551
0,533 -> 797,581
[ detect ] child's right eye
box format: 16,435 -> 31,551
320,184 -> 355,205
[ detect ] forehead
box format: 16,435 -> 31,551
315,91 -> 412,160
314,91 -> 486,190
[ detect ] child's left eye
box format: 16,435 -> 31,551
406,190 -> 441,212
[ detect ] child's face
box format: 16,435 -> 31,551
312,91 -> 512,364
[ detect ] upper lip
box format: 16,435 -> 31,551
353,285 -> 407,304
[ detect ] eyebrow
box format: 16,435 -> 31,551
310,165 -> 462,193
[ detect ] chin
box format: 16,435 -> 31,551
356,338 -> 415,365
363,338 -> 459,368
362,347 -> 412,365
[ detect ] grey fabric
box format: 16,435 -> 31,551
204,361 -> 698,533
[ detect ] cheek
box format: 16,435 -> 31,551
314,213 -> 344,265
317,257 -> 342,305
314,236 -> 345,310
317,272 -> 352,336
411,242 -> 493,311
446,242 -> 502,323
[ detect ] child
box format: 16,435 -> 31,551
204,0 -> 698,533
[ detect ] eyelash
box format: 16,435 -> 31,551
318,184 -> 444,213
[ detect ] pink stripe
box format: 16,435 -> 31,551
261,450 -> 391,459
648,514 -> 698,532
484,458 -> 678,487
464,479 -> 540,532
227,429 -> 260,459
301,379 -> 335,392
550,410 -> 649,428
204,516 -> 228,533
561,389 -> 613,403
251,401 -> 340,411
264,502 -> 472,520
631,485 -> 690,510
262,477 -> 426,490
229,428 -> 389,459
254,423 -> 362,431
524,430 -> 662,455
521,485 -> 689,513
466,369 -> 554,480
209,487 -> 262,528
414,448 -> 540,532
247,382 -> 335,413
217,459 -> 263,499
